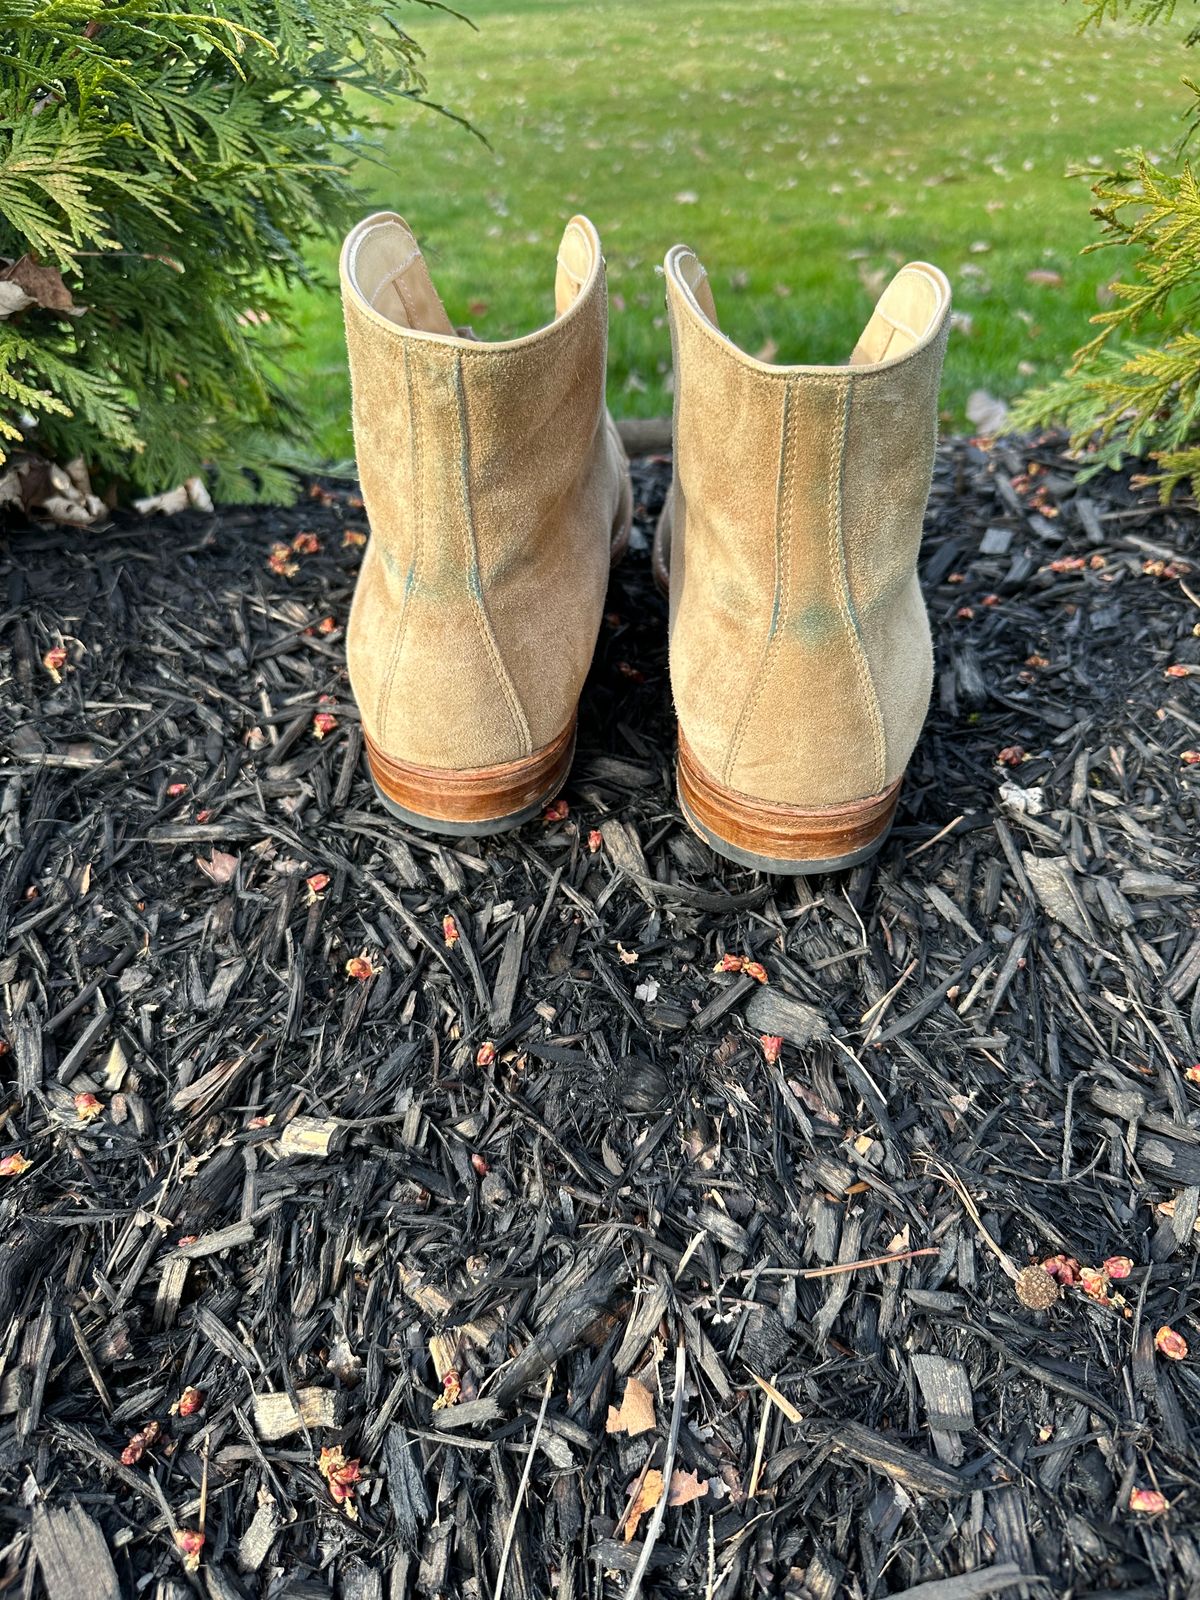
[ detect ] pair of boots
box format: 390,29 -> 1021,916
340,212 -> 951,875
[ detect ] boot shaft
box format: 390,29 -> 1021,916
664,248 -> 950,811
340,215 -> 626,780
341,214 -> 611,601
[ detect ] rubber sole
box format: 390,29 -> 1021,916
676,730 -> 902,876
365,721 -> 576,839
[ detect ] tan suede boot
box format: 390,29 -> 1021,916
656,247 -> 950,874
340,213 -> 631,834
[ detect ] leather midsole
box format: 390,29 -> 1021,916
677,729 -> 902,862
365,720 -> 576,825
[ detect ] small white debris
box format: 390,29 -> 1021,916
1000,781 -> 1047,817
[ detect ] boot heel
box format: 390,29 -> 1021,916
365,720 -> 576,838
677,731 -> 902,875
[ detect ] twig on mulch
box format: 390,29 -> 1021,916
799,1246 -> 940,1279
928,1159 -> 1022,1282
493,1370 -> 553,1600
627,1346 -> 687,1600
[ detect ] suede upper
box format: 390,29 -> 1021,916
661,246 -> 950,808
340,213 -> 629,771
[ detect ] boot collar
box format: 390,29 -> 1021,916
341,211 -> 606,353
664,243 -> 949,377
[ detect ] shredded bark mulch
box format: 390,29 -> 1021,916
1,435 -> 1199,1599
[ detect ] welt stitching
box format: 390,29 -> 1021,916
723,381 -> 794,784
830,381 -> 887,790
378,337 -> 419,747
453,355 -> 532,757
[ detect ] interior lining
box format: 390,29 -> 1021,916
554,219 -> 596,317
677,251 -> 720,329
849,266 -> 946,366
346,213 -> 600,341
670,248 -> 947,370
345,217 -> 455,336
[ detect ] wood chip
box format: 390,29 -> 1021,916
33,1501 -> 120,1600
252,1387 -> 343,1441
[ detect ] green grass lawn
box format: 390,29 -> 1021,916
290,0 -> 1186,464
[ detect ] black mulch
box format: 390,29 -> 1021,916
2,435 -> 1200,1600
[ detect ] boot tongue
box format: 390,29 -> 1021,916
849,264 -> 946,366
346,214 -> 455,336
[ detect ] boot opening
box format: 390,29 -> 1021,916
344,212 -> 604,342
342,213 -> 455,336
554,217 -> 602,317
665,247 -> 722,330
850,264 -> 949,366
666,246 -> 948,371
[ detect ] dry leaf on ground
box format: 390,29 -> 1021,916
624,1469 -> 664,1542
668,1468 -> 709,1507
965,388 -> 1010,436
606,1375 -> 656,1437
196,849 -> 239,885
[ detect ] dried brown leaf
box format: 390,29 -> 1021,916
606,1375 -> 656,1437
624,1469 -> 663,1542
667,1468 -> 709,1507
1,255 -> 80,316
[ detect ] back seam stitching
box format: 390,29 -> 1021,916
454,355 -> 533,758
378,343 -> 419,747
831,381 -> 888,790
723,381 -> 794,784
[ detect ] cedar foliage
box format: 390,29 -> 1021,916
1015,0 -> 1200,499
0,0 -> 452,503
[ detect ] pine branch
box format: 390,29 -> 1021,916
0,0 -> 460,499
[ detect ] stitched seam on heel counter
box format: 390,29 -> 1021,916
453,354 -> 532,758
378,342 -> 420,748
722,380 -> 795,784
832,380 -> 887,792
